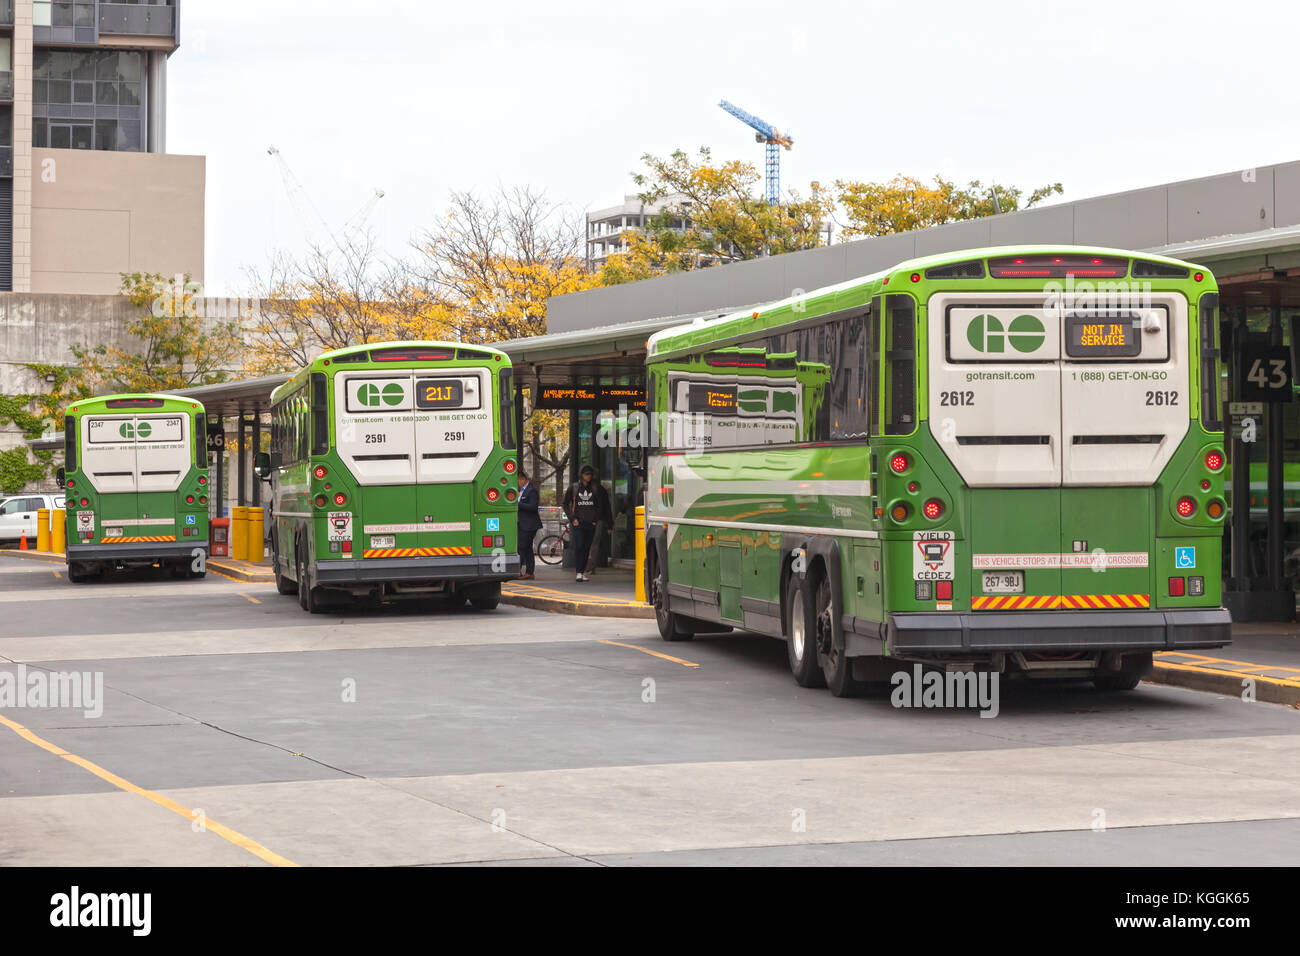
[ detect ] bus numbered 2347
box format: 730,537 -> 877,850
643,245 -> 1231,696
256,341 -> 520,613
61,393 -> 210,583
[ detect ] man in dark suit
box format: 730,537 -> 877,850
516,469 -> 541,579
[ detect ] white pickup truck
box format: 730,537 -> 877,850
0,493 -> 66,544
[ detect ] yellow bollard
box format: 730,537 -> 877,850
247,506 -> 265,564
51,510 -> 66,555
634,505 -> 646,603
231,506 -> 247,562
36,509 -> 51,552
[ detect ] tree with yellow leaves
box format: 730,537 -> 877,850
835,175 -> 1063,239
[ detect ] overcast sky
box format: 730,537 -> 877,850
169,0 -> 1300,296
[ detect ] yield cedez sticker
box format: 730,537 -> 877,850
327,512 -> 353,541
914,530 -> 954,581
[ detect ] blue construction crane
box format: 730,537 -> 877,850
718,99 -> 794,205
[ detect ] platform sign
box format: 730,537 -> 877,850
1239,345 -> 1292,403
1229,401 -> 1263,440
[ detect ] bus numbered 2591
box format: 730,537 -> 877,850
255,341 -> 520,613
60,393 -> 210,583
643,245 -> 1230,696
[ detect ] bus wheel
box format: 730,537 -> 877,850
814,575 -> 864,698
296,544 -> 325,614
273,541 -> 297,596
468,582 -> 501,611
785,574 -> 826,688
1093,651 -> 1152,691
649,545 -> 691,642
67,563 -> 93,584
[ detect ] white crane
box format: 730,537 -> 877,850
267,146 -> 385,258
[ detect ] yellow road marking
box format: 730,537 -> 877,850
0,712 -> 298,867
52,570 -> 61,579
505,582 -> 646,607
237,592 -> 262,605
1159,650 -> 1300,676
599,640 -> 699,668
1154,659 -> 1300,690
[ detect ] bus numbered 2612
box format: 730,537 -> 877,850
256,341 -> 520,613
60,393 -> 210,583
643,246 -> 1231,695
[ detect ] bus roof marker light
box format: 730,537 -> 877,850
1194,272 -> 1204,282
910,273 -> 920,283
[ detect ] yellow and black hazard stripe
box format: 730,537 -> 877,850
100,535 -> 176,544
971,594 -> 1150,611
361,546 -> 473,559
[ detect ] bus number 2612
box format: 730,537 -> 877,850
939,390 -> 975,406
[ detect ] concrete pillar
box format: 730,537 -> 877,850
146,51 -> 166,153
11,0 -> 33,292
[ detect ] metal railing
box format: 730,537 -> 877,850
98,2 -> 175,37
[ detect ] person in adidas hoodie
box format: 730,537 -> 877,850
563,464 -> 612,582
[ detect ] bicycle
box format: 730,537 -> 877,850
535,523 -> 569,566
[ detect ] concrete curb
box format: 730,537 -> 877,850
0,548 -> 63,565
1150,661 -> 1300,707
501,588 -> 654,619
208,559 -> 275,583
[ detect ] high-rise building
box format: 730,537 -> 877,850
0,0 -> 202,294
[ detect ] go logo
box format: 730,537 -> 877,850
660,464 -> 675,508
118,421 -> 151,439
357,382 -> 405,407
966,314 -> 1046,354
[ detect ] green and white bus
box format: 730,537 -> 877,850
61,393 -> 210,583
258,341 -> 519,613
644,246 -> 1231,695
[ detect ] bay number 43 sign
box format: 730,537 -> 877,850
1239,344 -> 1292,403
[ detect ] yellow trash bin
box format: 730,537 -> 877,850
231,506 -> 247,562
634,505 -> 646,603
51,509 -> 66,555
247,506 -> 265,564
36,509 -> 51,552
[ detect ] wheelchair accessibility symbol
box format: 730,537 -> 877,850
486,518 -> 500,533
1175,546 -> 1196,569
185,514 -> 196,525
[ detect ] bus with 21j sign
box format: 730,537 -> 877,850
61,393 -> 210,583
256,341 -> 520,613
643,245 -> 1231,697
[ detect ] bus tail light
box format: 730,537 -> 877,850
890,453 -> 910,473
200,496 -> 207,505
935,580 -> 953,601
342,541 -> 352,554
1205,450 -> 1223,471
333,493 -> 347,506
198,475 -> 207,485
1169,576 -> 1185,597
505,489 -> 517,501
314,495 -> 326,507
186,495 -> 195,504
1207,499 -> 1225,519
486,488 -> 500,502
923,499 -> 944,519
66,479 -> 75,488
482,536 -> 493,547
504,460 -> 516,473
890,503 -> 909,522
314,466 -> 327,479
1176,496 -> 1196,517
79,498 -> 88,506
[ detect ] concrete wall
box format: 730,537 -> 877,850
30,147 -> 205,295
550,159 -> 1300,333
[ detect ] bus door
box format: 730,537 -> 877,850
334,373 -> 418,554
81,415 -> 142,539
1059,296 -> 1187,600
412,371 -> 492,552
928,295 -> 1063,604
133,414 -> 189,537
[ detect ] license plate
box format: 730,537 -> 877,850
370,535 -> 395,549
106,527 -> 123,539
982,571 -> 1024,593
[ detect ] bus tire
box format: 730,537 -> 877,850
1093,651 -> 1152,691
273,539 -> 297,595
296,542 -> 325,614
813,573 -> 864,698
649,544 -> 691,642
67,563 -> 93,584
785,574 -> 826,688
468,582 -> 501,611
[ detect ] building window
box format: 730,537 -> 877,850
32,50 -> 145,152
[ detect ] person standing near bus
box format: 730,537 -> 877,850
564,464 -> 611,582
584,465 -> 614,578
516,469 -> 541,580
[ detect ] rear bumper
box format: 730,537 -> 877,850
313,553 -> 519,586
67,541 -> 205,563
886,607 -> 1231,655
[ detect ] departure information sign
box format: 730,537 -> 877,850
687,383 -> 738,414
536,385 -> 646,410
1066,314 -> 1140,357
415,379 -> 464,409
